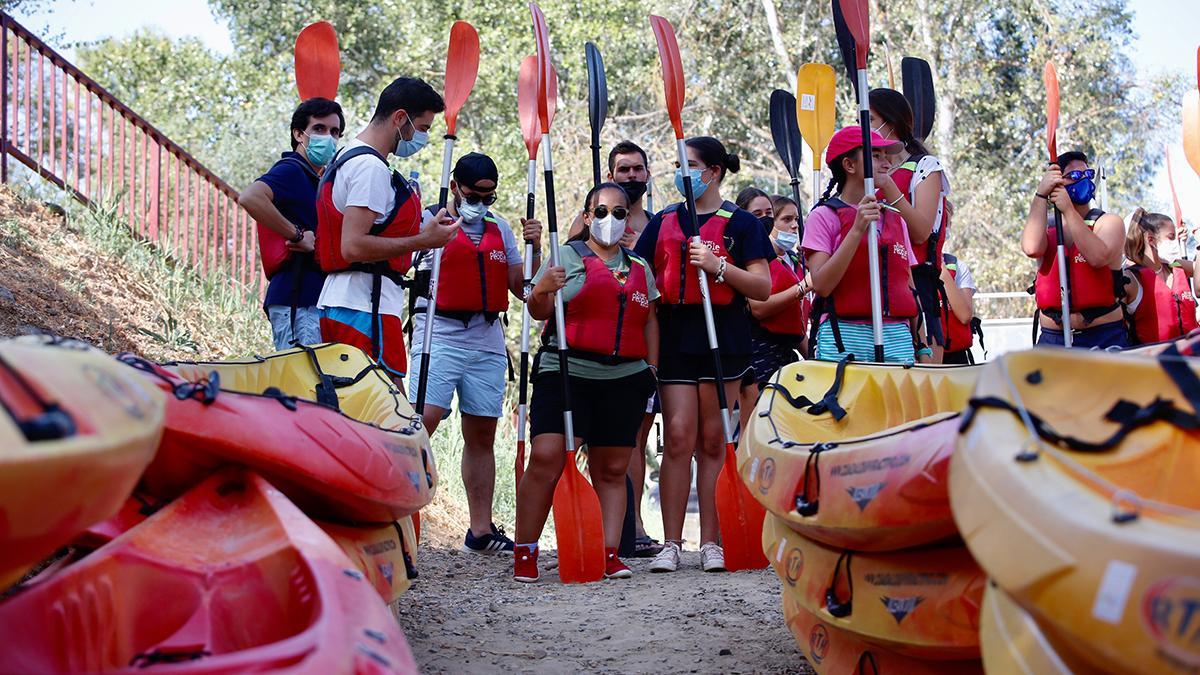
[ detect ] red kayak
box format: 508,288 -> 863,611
0,469 -> 417,673
119,348 -> 434,523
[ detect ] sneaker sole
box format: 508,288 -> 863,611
460,544 -> 514,556
513,575 -> 539,583
703,565 -> 727,573
649,565 -> 677,573
604,570 -> 633,579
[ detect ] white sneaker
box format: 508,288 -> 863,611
649,541 -> 681,573
700,542 -> 727,572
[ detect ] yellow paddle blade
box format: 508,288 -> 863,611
1184,89 -> 1200,179
797,63 -> 837,170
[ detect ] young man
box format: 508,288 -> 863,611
1021,151 -> 1128,349
315,77 -> 459,387
569,140 -> 654,243
409,152 -> 542,554
239,97 -> 343,349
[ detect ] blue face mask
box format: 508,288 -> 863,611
674,167 -> 710,199
1066,177 -> 1096,205
302,132 -> 336,167
774,230 -> 799,252
394,114 -> 428,158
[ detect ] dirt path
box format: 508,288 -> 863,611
396,546 -> 813,674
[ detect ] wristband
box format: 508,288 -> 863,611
1036,192 -> 1049,201
916,347 -> 933,357
290,227 -> 305,243
714,257 -> 728,284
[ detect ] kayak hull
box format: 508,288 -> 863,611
979,583 -> 1101,675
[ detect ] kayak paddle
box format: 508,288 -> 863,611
651,14 -> 767,572
832,1 -> 857,98
414,21 -> 480,416
532,1 -> 605,584
769,88 -> 806,239
586,41 -> 609,188
1166,150 -> 1196,299
294,21 -> 339,101
901,57 -> 935,143
1044,60 -> 1072,348
835,0 -> 886,362
1097,159 -> 1109,212
796,63 -> 837,206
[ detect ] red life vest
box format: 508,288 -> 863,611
758,254 -> 807,336
256,156 -> 320,280
1130,264 -> 1198,344
563,241 -> 652,361
653,202 -> 737,305
1034,209 -> 1121,318
315,146 -> 422,279
890,156 -> 949,267
823,199 -> 918,319
435,215 -> 510,314
939,254 -> 974,351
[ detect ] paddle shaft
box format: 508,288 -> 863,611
543,134 -> 576,447
414,136 -> 457,415
674,138 -> 735,448
517,158 -> 537,486
854,69 -> 885,362
1052,208 -> 1073,348
591,145 -> 602,187
1098,163 -> 1109,212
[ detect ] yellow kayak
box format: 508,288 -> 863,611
0,336 -> 164,588
953,347 -> 1200,674
740,359 -> 978,550
979,583 -> 1101,675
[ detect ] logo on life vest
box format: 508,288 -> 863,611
1141,576 -> 1200,667
846,481 -> 886,511
757,457 -> 776,494
892,242 -> 908,259
1075,253 -> 1087,264
881,595 -> 925,624
808,623 -> 830,664
784,547 -> 804,586
632,290 -> 650,308
489,250 -> 508,263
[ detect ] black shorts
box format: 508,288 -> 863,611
942,349 -> 973,365
912,265 -> 946,347
657,349 -> 752,385
749,330 -> 802,385
530,368 -> 658,447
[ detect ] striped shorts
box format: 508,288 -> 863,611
814,319 -> 915,364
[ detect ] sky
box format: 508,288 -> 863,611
11,0 -> 1200,223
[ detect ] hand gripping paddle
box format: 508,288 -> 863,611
414,21 -> 480,416
834,0 -> 886,362
586,42 -> 609,188
294,21 -> 339,101
901,57 -> 935,142
651,14 -> 767,572
1044,60 -> 1072,348
531,1 -> 606,585
770,89 -> 806,239
796,63 -> 837,206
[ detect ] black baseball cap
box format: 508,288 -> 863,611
453,152 -> 498,189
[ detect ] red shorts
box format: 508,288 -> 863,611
319,307 -> 408,377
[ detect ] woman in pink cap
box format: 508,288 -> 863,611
801,126 -> 920,363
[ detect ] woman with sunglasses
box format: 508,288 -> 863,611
1123,208 -> 1197,345
632,137 -> 773,573
869,89 -> 952,361
514,183 -> 659,582
1021,151 -> 1129,349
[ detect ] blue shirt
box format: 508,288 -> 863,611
633,202 -> 774,356
257,151 -> 326,310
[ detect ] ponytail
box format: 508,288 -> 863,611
820,149 -> 854,203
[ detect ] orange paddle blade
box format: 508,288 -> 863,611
1184,89 -> 1200,179
797,63 -> 837,170
529,2 -> 554,132
552,450 -> 606,583
650,15 -> 685,140
715,444 -> 768,571
442,21 -> 480,136
294,21 -> 339,101
1167,150 -> 1185,230
517,55 -> 541,160
838,0 -> 870,69
1044,61 -> 1060,162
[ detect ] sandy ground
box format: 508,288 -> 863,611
396,545 -> 813,675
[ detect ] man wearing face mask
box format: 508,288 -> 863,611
239,97 -> 343,350
408,152 -> 542,555
315,77 -> 459,386
566,140 -> 654,247
1021,150 -> 1129,349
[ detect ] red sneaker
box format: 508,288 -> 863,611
514,544 -> 539,583
604,547 -> 632,579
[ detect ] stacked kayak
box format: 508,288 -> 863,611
954,347 -> 1200,674
0,469 -> 417,673
0,336 -> 164,589
122,343 -> 436,522
740,358 -> 985,671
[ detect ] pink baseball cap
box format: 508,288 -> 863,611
825,126 -> 903,165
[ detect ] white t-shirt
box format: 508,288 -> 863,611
953,257 -> 976,292
317,139 -> 409,316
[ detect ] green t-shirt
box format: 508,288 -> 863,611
532,242 -> 659,380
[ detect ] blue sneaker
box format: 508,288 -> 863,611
462,523 -> 515,555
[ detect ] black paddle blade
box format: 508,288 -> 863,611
769,89 -> 802,180
832,0 -> 858,98
902,57 -> 936,142
585,41 -> 608,145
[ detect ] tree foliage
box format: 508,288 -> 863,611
75,0 -> 1183,291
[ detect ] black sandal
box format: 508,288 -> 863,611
632,535 -> 664,558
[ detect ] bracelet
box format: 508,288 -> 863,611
889,194 -> 904,207
1036,192 -> 1049,201
916,347 -> 933,357
290,228 -> 305,243
714,257 -> 728,284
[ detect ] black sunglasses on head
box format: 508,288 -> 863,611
591,205 -> 629,220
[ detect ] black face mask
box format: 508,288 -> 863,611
618,180 -> 648,203
759,215 -> 775,232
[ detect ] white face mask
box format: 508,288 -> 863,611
1158,238 -> 1182,265
457,199 -> 487,224
591,214 -> 626,247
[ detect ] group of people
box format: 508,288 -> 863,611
238,72 -> 1194,585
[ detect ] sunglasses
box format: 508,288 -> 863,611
1063,169 -> 1095,182
591,205 -> 629,220
461,191 -> 498,206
